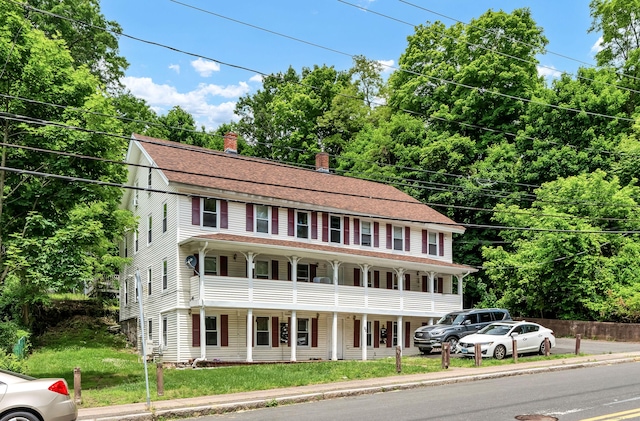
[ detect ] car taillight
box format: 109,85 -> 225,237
48,380 -> 70,396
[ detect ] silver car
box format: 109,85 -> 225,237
0,369 -> 77,421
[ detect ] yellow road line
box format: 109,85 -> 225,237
581,407 -> 640,421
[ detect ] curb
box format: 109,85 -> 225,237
77,355 -> 640,421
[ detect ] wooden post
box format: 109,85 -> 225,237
512,338 -> 518,363
544,337 -> 551,356
395,346 -> 402,373
441,343 -> 450,369
474,343 -> 482,366
156,363 -> 164,396
575,334 -> 581,355
73,367 -> 81,404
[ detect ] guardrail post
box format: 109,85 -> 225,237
575,334 -> 581,355
73,367 -> 81,404
156,363 -> 164,396
512,339 -> 518,363
544,337 -> 551,356
474,343 -> 482,366
395,346 -> 402,373
441,343 -> 450,369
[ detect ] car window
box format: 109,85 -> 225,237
492,311 -> 507,320
478,312 -> 492,323
512,325 -> 523,334
523,324 -> 539,333
436,313 -> 461,325
478,324 -> 511,335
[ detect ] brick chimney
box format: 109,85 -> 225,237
224,132 -> 237,154
315,152 -> 329,173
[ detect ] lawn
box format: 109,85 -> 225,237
26,315 -> 573,408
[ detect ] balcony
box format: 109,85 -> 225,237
190,276 -> 461,317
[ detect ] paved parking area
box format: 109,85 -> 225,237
553,337 -> 640,354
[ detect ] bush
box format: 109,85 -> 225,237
0,351 -> 26,373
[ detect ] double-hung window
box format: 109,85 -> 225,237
428,232 -> 438,255
256,205 -> 269,233
162,316 -> 168,348
297,263 -> 309,282
124,236 -> 128,258
366,321 -> 372,347
204,256 -> 217,276
296,211 -> 309,239
361,221 -> 372,247
124,279 -> 128,304
147,168 -> 152,190
147,214 -> 152,244
330,215 -> 341,243
255,260 -> 269,279
256,316 -> 270,346
162,203 -> 168,233
162,260 -> 168,290
393,226 -> 403,251
148,320 -> 152,341
147,267 -> 152,295
205,316 -> 218,346
203,198 -> 217,228
297,318 -> 309,346
134,229 -> 139,253
392,322 -> 398,346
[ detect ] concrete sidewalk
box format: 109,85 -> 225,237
77,351 -> 640,421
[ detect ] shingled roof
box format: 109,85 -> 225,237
131,134 -> 463,230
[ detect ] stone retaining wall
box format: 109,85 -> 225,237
519,318 -> 640,342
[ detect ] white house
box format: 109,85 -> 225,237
119,132 -> 476,363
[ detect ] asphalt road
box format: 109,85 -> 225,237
186,358 -> 640,421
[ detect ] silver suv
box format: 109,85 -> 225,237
413,308 -> 511,354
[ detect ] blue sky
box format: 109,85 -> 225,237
100,1 -> 601,131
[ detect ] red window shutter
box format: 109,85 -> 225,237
404,273 -> 410,291
192,314 -> 200,347
386,321 -> 393,348
386,224 -> 392,249
405,227 -> 410,251
311,211 -> 318,239
438,277 -> 444,293
353,218 -> 360,245
374,222 -> 380,247
422,275 -> 428,292
191,197 -> 200,225
322,213 -> 328,242
310,264 -> 317,280
439,233 -> 444,256
287,208 -> 294,236
422,230 -> 428,254
272,206 -> 279,234
272,260 -> 279,280
343,216 -> 350,245
354,268 -> 361,287
374,271 -> 380,288
288,317 -> 291,347
220,256 -> 228,276
272,316 -> 279,348
374,321 -> 380,348
287,262 -> 291,281
221,315 -> 229,347
220,200 -> 228,229
354,319 -> 361,348
404,321 -> 411,348
386,272 -> 393,289
246,204 -> 254,231
312,318 -> 318,347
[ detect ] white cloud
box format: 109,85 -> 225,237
537,65 -> 562,79
168,64 -> 180,74
377,59 -> 395,74
191,58 -> 221,77
249,74 -> 263,83
591,36 -> 604,56
122,76 -> 251,130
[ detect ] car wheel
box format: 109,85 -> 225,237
539,340 -> 549,355
0,411 -> 40,421
446,336 -> 459,353
493,344 -> 507,360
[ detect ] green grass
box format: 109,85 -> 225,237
26,316 -> 577,408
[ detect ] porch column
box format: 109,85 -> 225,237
243,252 -> 257,303
455,272 -> 469,309
197,246 -> 208,360
396,315 -> 403,357
290,310 -> 297,362
359,264 -> 370,309
246,308 -> 253,362
361,313 -> 368,361
394,268 -> 405,312
329,260 -> 341,307
332,311 -> 338,361
428,271 -> 436,312
199,307 -> 206,360
288,256 -> 301,304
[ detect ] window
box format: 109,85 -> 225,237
297,318 -> 309,346
256,316 -> 270,346
148,320 -> 152,341
147,214 -> 152,244
330,215 -> 341,243
367,270 -> 373,288
392,322 -> 398,346
256,205 -> 269,233
162,316 -> 168,348
147,267 -> 152,295
162,203 -> 168,233
162,260 -> 168,290
134,179 -> 139,207
124,279 -> 128,304
205,316 -> 218,346
134,229 -> 139,253
361,221 -> 372,247
428,232 -> 438,255
134,277 -> 139,303
393,226 -> 403,251
203,198 -> 217,228
255,260 -> 269,279
204,256 -> 217,276
296,211 -> 309,239
147,168 -> 152,190
366,321 -> 372,347
297,263 -> 309,282
124,236 -> 128,258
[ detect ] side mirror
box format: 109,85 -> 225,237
511,332 -> 519,337
462,320 -> 471,326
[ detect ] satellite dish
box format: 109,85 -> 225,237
185,255 -> 197,269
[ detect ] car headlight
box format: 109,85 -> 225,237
430,330 -> 442,336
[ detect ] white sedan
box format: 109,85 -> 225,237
456,321 -> 556,360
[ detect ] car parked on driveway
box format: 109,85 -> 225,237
0,369 -> 77,421
457,320 -> 556,360
413,308 -> 511,354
